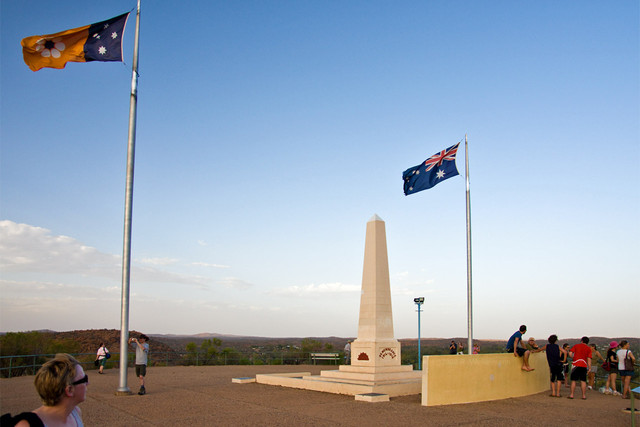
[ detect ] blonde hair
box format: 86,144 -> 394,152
33,353 -> 80,406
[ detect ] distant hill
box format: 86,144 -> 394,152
48,329 -> 176,355
3,329 -> 637,355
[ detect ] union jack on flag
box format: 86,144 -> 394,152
403,142 -> 460,195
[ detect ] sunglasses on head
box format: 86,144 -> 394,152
71,374 -> 88,386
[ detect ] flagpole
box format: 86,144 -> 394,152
117,0 -> 141,395
465,134 -> 473,355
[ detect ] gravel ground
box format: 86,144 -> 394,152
1,365 -> 637,426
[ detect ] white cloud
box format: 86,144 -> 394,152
273,282 -> 360,298
1,279 -> 120,300
0,220 -> 119,277
0,220 -> 212,287
215,277 -> 253,290
137,257 -> 179,266
192,262 -> 231,269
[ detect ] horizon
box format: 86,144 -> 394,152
1,1 -> 638,340
2,328 -> 638,343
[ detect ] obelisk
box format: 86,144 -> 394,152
256,214 -> 421,397
350,214 -> 401,368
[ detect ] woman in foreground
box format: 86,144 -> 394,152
13,353 -> 86,426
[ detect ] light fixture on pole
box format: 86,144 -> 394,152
414,297 -> 424,370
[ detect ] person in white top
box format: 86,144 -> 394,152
616,340 -> 636,399
96,342 -> 109,374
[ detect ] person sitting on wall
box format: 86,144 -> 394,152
525,337 -> 540,351
506,325 -> 534,372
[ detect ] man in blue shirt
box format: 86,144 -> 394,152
506,325 -> 534,372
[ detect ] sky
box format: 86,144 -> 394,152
1,1 -> 638,340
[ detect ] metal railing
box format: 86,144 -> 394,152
2,352 -> 637,392
0,351 -> 342,378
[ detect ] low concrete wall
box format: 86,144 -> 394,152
422,352 -> 549,406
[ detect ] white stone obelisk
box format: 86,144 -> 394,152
256,214 -> 421,397
350,214 -> 401,368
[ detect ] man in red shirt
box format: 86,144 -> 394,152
568,336 -> 592,399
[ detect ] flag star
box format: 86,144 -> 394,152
436,169 -> 445,179
98,46 -> 107,55
111,31 -> 118,39
415,170 -> 420,175
104,23 -> 109,29
93,33 -> 101,39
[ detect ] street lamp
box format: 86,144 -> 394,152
414,297 -> 424,370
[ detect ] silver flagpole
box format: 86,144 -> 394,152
465,134 -> 473,355
117,0 -> 141,394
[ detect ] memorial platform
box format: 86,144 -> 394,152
0,365 -> 634,426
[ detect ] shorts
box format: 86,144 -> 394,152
550,365 -> 565,382
506,348 -> 527,357
135,364 -> 147,377
99,358 -> 107,367
563,364 -> 569,374
570,366 -> 588,382
619,370 -> 634,377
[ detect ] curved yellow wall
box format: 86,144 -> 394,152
422,352 -> 549,406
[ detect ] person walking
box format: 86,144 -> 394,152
95,342 -> 109,374
616,340 -> 636,399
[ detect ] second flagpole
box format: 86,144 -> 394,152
117,0 -> 141,395
465,134 -> 473,355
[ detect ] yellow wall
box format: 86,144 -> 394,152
422,352 -> 549,406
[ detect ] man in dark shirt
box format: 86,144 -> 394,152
539,334 -> 566,397
506,325 -> 534,371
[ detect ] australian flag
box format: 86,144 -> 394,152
403,142 -> 460,195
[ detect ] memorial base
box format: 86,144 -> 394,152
255,364 -> 421,399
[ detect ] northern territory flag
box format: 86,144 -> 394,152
21,12 -> 129,72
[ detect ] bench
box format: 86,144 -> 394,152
310,352 -> 340,365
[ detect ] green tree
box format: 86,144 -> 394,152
184,338 -> 223,365
46,338 -> 81,355
200,338 -> 222,365
301,338 -> 323,353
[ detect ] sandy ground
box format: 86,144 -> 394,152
1,365 -> 637,426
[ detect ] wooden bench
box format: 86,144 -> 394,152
310,352 -> 340,365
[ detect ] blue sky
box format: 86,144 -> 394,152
1,0 -> 638,340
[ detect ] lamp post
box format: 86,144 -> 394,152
414,297 -> 424,370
